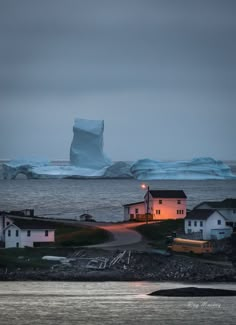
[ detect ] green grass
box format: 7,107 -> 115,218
136,219 -> 184,248
0,247 -> 73,270
56,226 -> 110,246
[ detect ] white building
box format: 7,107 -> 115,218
0,215 -> 55,248
123,201 -> 146,221
194,199 -> 236,226
184,209 -> 233,240
124,190 -> 187,221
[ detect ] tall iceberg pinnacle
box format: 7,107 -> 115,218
70,118 -> 112,169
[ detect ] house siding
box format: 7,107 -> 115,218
124,203 -> 146,221
4,226 -> 55,248
184,211 -> 232,240
149,198 -> 186,220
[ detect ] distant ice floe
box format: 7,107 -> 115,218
2,118 -> 236,180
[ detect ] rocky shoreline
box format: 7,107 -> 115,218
1,250 -> 236,282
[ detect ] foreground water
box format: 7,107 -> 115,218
0,281 -> 235,325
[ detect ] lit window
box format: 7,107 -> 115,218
159,200 -> 162,204
217,220 -> 221,225
27,230 -> 31,237
45,230 -> 48,237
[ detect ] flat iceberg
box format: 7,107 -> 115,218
103,161 -> 133,178
130,157 -> 236,180
70,118 -> 112,169
2,159 -> 50,179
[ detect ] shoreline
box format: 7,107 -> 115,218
1,250 -> 236,282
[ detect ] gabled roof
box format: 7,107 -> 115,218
194,198 -> 236,209
10,218 -> 56,230
185,209 -> 224,220
148,190 -> 187,199
123,201 -> 144,207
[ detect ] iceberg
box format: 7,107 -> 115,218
103,161 -> 133,178
70,118 -> 112,169
1,118 -> 236,180
2,159 -> 50,179
130,157 -> 236,180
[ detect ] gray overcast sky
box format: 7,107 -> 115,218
0,0 -> 235,161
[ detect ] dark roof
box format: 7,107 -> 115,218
148,190 -> 187,199
10,218 -> 56,230
185,209 -> 220,220
195,198 -> 236,209
123,201 -> 144,207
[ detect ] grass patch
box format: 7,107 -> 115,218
56,226 -> 110,246
136,219 -> 184,248
0,247 -> 75,270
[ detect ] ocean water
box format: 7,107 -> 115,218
0,281 -> 235,325
0,161 -> 236,222
0,178 -> 236,222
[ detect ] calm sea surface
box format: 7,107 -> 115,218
0,281 -> 235,325
0,177 -> 236,222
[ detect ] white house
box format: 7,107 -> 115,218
123,201 -> 146,221
124,190 -> 187,221
194,199 -> 236,227
0,215 -> 55,248
184,209 -> 233,240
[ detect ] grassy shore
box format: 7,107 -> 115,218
0,222 -> 110,270
54,222 -> 110,246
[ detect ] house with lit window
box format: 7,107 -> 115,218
124,190 -> 187,221
0,214 -> 55,248
193,198 -> 236,227
184,209 -> 233,240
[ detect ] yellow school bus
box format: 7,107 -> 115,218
168,238 -> 214,254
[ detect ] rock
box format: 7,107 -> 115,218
149,287 -> 236,297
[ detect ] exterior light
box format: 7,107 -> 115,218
141,183 -> 150,224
